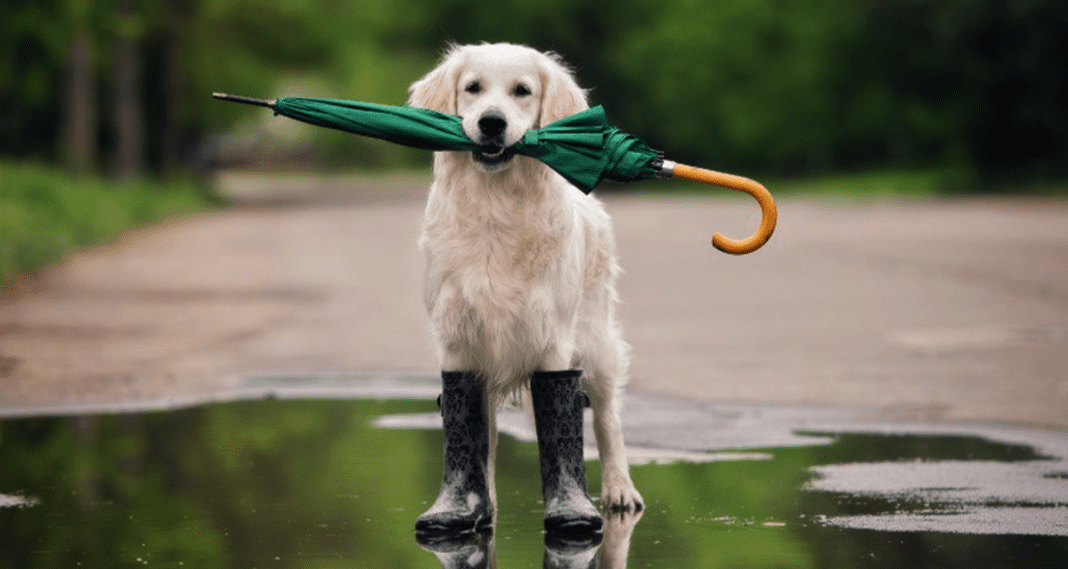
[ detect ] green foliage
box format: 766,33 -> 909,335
0,0 -> 69,158
0,161 -> 211,290
1,0 -> 1066,181
602,0 -> 856,171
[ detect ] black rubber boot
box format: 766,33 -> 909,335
415,371 -> 493,534
531,369 -> 604,535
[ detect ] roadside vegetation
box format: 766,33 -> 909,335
0,162 -> 213,291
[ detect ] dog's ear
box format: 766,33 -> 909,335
408,46 -> 464,113
537,52 -> 589,127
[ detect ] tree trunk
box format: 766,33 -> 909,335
112,0 -> 144,180
62,29 -> 97,173
159,0 -> 188,179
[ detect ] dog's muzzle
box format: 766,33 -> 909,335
473,110 -> 516,169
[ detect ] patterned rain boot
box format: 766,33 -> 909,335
531,369 -> 604,534
415,371 -> 494,534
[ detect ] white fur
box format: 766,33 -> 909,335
409,43 -> 643,511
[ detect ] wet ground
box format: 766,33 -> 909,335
1,178 -> 1066,566
2,374 -> 1066,568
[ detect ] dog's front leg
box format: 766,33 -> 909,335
586,379 -> 644,512
485,392 -> 499,511
417,284 -> 502,531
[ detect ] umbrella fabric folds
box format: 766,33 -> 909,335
270,97 -> 662,194
512,106 -> 662,191
272,97 -> 476,152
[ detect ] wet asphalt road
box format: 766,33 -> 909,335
1,172 -> 1065,429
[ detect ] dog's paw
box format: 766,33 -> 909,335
601,473 -> 644,513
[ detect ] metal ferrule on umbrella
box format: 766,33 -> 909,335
213,93 -> 777,255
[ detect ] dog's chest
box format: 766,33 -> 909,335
442,219 -> 573,296
423,203 -> 583,335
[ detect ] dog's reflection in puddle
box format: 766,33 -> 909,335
416,510 -> 643,569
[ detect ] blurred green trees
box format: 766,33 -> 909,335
2,0 -> 1066,184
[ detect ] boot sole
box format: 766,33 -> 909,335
415,514 -> 494,536
544,515 -> 604,535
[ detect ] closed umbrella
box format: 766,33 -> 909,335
214,93 -> 776,254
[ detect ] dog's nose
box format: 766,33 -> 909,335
478,112 -> 507,139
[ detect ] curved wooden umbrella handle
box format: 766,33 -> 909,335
669,163 -> 778,255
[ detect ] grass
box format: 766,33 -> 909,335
765,169 -> 952,198
0,161 -> 215,291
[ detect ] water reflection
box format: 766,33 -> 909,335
415,511 -> 642,569
594,510 -> 642,569
1,398 -> 1066,568
417,530 -> 496,569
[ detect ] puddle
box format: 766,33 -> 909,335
2,382 -> 1067,568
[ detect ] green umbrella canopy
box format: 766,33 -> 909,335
214,94 -> 662,194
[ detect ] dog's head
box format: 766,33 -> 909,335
408,43 -> 588,173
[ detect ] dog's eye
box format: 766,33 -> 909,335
464,81 -> 482,94
513,84 -> 531,97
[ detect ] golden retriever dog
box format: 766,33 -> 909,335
409,43 -> 642,534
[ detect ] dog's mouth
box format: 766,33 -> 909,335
472,145 -> 516,169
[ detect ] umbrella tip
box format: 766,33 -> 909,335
210,93 -> 275,108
